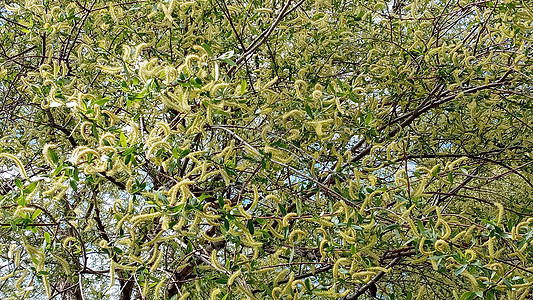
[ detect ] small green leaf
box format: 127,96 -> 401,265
94,96 -> 110,106
52,164 -> 63,176
221,58 -> 237,66
92,122 -> 99,139
218,196 -> 225,209
197,193 -> 210,202
73,167 -> 79,181
123,147 -> 135,156
350,244 -> 357,255
455,264 -> 467,276
69,180 -> 78,191
304,278 -> 312,291
215,278 -> 228,284
240,79 -> 247,95
201,43 -> 213,56
44,232 -> 51,244
432,165 -> 440,177
502,277 -> 512,289
279,204 -> 287,215
14,178 -> 23,190
365,112 -> 372,124
459,292 -> 475,300
49,148 -> 59,164
174,203 -> 186,212
18,195 -> 26,206
31,209 -> 42,220
223,218 -> 229,231
120,132 -> 127,148
191,77 -> 203,88
23,181 -> 38,194
247,219 -> 255,235
304,104 -> 313,118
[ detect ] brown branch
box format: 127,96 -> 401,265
349,77 -> 512,164
228,0 -> 304,76
0,15 -> 28,29
344,257 -> 402,300
434,168 -> 477,207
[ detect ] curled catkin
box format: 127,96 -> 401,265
0,153 -> 28,178
273,269 -> 289,286
227,269 -> 242,287
282,213 -> 297,227
418,236 -> 434,255
210,249 -> 224,271
210,289 -> 222,300
272,287 -> 282,300
238,204 -> 252,219
464,249 -> 476,262
495,202 -> 504,225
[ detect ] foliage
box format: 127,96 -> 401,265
1,0 -> 533,299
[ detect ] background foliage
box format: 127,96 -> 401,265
1,0 -> 533,299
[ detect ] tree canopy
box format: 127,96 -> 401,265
1,0 -> 533,299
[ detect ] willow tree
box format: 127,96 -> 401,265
1,0 -> 533,299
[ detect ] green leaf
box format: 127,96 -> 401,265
365,112 -> 372,124
221,58 -> 237,66
31,209 -> 42,220
94,96 -> 110,106
455,264 -> 468,276
279,204 -> 287,216
14,178 -> 23,190
304,104 -> 313,118
120,132 -> 127,148
123,147 -> 135,156
459,292 -> 476,300
173,203 -> 186,212
502,277 -> 512,289
191,76 -> 203,88
215,278 -> 228,284
247,219 -> 255,235
18,195 -> 26,206
240,78 -> 247,95
69,180 -> 78,191
49,148 -> 59,164
92,122 -> 99,139
218,196 -> 225,210
201,43 -> 213,56
52,164 -> 63,176
73,167 -> 79,181
295,197 -> 302,217
197,193 -> 210,202
44,232 -> 51,244
304,278 -> 312,291
406,291 -> 413,300
23,181 -> 38,194
223,218 -> 230,231
485,289 -> 495,300
432,165 -> 440,177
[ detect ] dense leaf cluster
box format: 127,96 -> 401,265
1,0 -> 533,299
